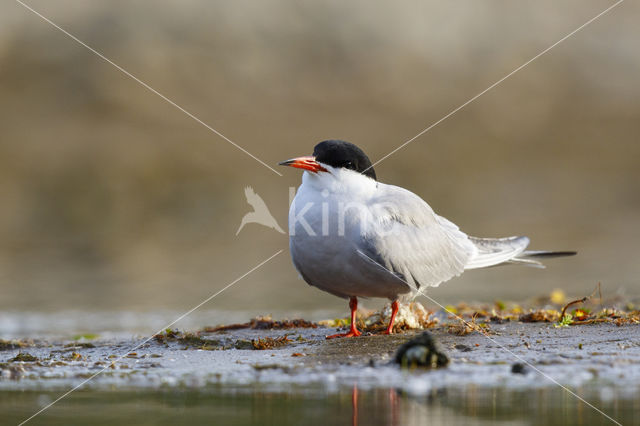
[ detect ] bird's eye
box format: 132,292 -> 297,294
343,161 -> 354,169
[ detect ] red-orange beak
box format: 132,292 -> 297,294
278,156 -> 328,173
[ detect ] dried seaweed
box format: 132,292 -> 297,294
520,310 -> 560,323
446,314 -> 492,336
204,316 -> 317,333
560,283 -> 601,322
153,329 -> 220,350
0,339 -> 32,351
10,353 -> 38,362
251,335 -> 292,350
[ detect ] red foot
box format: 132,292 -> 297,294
326,329 -> 361,339
379,300 -> 399,335
326,296 -> 362,339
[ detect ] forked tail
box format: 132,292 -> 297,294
509,249 -> 578,268
465,236 -> 576,270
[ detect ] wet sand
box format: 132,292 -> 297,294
1,317 -> 639,425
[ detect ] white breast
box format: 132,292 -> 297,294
288,169 -> 410,300
288,166 -> 477,301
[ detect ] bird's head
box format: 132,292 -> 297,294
278,140 -> 377,181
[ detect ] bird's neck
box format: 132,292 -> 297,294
302,168 -> 377,197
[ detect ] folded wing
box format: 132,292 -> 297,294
357,185 -> 476,290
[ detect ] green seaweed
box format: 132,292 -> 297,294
72,334 -> 100,341
10,353 -> 38,362
555,313 -> 574,328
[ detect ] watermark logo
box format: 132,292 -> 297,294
238,186 -> 398,238
236,186 -> 285,235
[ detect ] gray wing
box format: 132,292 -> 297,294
357,184 -> 477,291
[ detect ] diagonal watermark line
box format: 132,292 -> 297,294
366,0 -> 624,172
356,249 -> 622,426
18,249 -> 284,426
14,0 -> 283,177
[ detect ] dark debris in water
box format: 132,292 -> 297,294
511,363 -> 528,375
395,332 -> 449,369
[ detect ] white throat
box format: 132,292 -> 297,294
301,164 -> 378,197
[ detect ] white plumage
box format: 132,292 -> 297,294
281,139 -> 574,337
289,165 -> 543,302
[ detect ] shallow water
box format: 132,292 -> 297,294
3,386 -> 637,426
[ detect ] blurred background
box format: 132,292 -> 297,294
0,0 -> 638,329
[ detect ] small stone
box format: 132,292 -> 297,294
234,340 -> 254,350
454,344 -> 472,352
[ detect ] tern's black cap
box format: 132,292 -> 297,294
313,140 -> 377,180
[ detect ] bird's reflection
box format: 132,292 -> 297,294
351,384 -> 399,426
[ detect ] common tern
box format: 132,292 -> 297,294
280,140 -> 575,338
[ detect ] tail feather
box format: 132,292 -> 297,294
465,236 -> 529,269
508,250 -> 577,269
520,250 -> 578,258
507,257 -> 546,269
465,236 -> 576,270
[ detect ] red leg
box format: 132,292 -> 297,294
383,300 -> 400,335
389,388 -> 398,426
326,297 -> 362,339
352,384 -> 358,426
